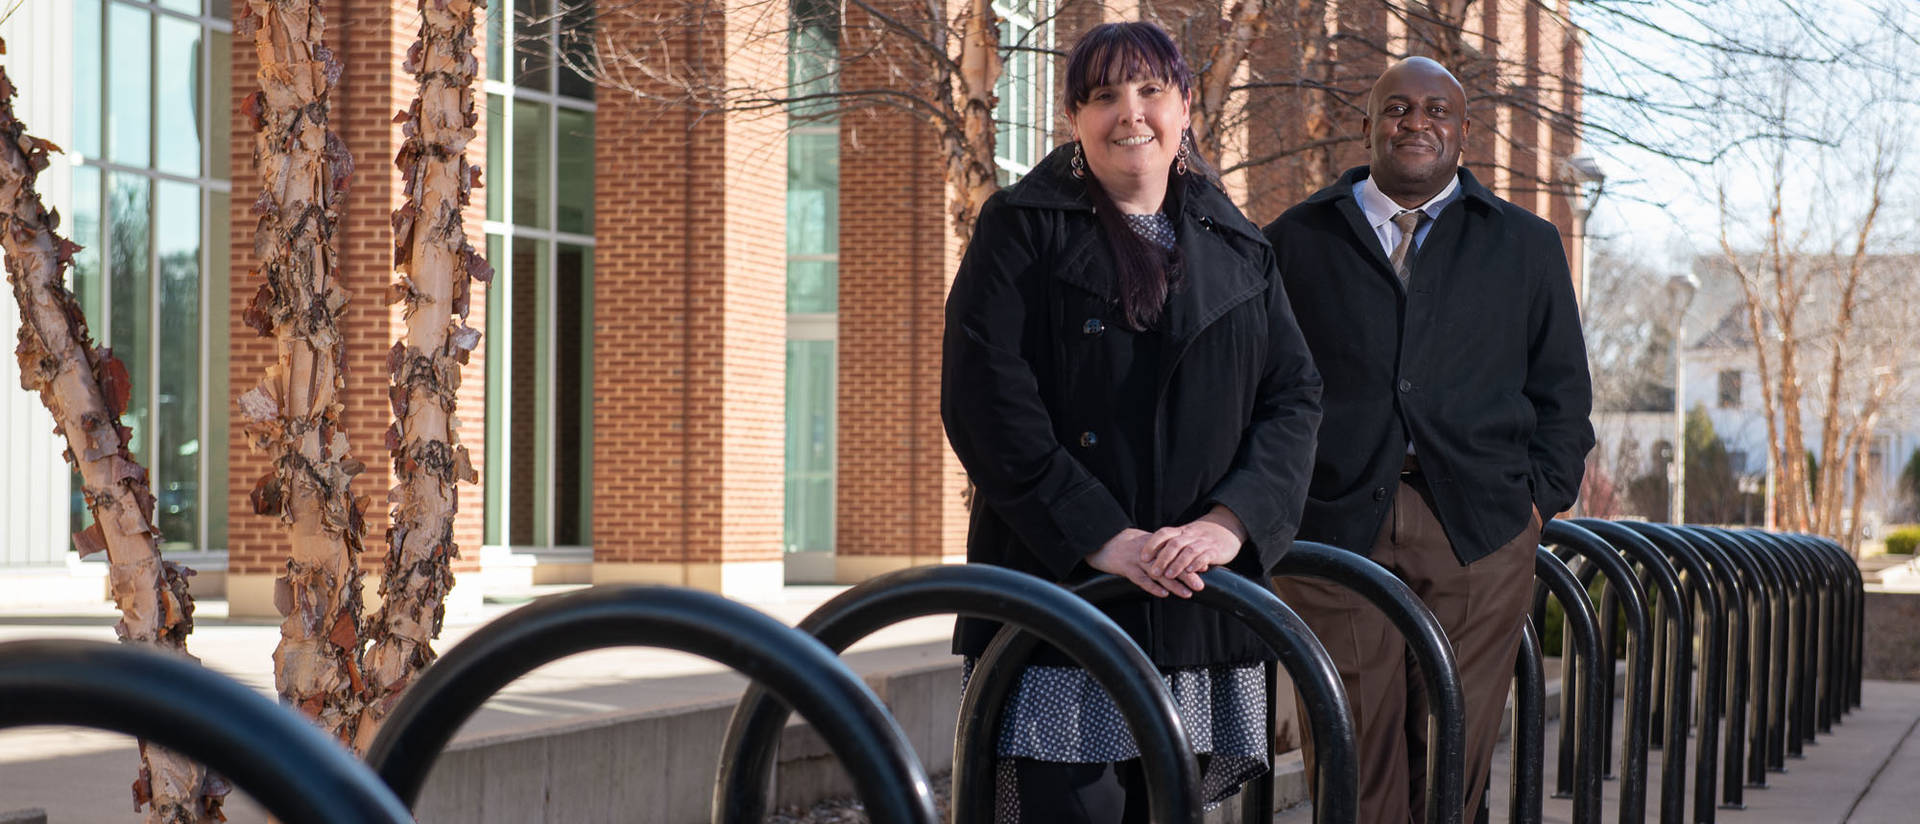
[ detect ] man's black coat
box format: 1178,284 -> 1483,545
943,145 -> 1323,666
1262,167 -> 1593,563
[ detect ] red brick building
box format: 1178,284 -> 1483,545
0,0 -> 1592,615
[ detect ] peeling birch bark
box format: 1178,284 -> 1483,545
946,0 -> 1003,242
353,0 -> 490,753
237,0 -> 370,746
0,36 -> 227,824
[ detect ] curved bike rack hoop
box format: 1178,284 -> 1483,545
0,640 -> 413,824
363,586 -> 937,824
1569,518 -> 1692,824
710,564 -> 1203,824
1271,541 -> 1466,824
960,568 -> 1357,824
1668,526 -> 1754,810
1534,546 -> 1607,824
1614,520 -> 1730,824
1690,526 -> 1781,791
1543,520 -> 1655,824
1512,620 -> 1547,824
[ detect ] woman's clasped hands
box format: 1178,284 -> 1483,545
1086,506 -> 1248,598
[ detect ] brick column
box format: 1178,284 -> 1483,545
589,1 -> 788,598
228,0 -> 486,618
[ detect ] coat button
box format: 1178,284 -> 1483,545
1373,487 -> 1388,501
1079,431 -> 1099,448
1398,378 -> 1414,393
1083,318 -> 1105,336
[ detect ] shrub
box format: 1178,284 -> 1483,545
1885,526 -> 1920,555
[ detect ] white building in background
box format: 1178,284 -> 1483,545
1592,254 -> 1920,531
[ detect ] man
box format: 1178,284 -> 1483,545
1262,57 -> 1594,823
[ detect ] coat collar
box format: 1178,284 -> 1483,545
1305,165 -> 1499,210
1003,143 -> 1268,351
1003,142 -> 1267,247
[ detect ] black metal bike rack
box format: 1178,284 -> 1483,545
1668,526 -> 1753,810
1691,526 -> 1780,791
0,639 -> 414,824
1511,620 -> 1547,824
710,563 -> 1202,824
1534,545 -> 1606,824
961,567 -> 1357,824
1615,520 -> 1730,824
1273,541 -> 1466,824
361,586 -> 938,824
1544,520 -> 1655,824
1571,519 -> 1692,824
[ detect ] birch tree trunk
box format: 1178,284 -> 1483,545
0,39 -> 228,824
946,0 -> 1003,242
354,0 -> 489,752
235,0 -> 371,745
1190,0 -> 1267,162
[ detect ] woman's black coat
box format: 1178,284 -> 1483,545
941,145 -> 1323,667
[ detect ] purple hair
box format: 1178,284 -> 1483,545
1064,22 -> 1194,113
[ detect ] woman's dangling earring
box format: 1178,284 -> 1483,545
1175,133 -> 1191,176
1071,140 -> 1087,179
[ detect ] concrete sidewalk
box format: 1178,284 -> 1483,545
1275,679 -> 1920,824
0,585 -> 957,823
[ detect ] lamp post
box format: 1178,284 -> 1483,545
1562,155 -> 1606,309
1667,272 -> 1699,524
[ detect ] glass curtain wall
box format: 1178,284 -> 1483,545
993,0 -> 1054,184
68,0 -> 234,552
785,0 -> 839,554
483,0 -> 597,549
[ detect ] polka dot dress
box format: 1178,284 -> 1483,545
961,659 -> 1270,819
1123,212 -> 1177,250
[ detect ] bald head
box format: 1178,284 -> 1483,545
1364,57 -> 1471,208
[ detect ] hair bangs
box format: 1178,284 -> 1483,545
1064,22 -> 1192,110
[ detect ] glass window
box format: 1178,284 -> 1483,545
109,4 -> 153,167
156,16 -> 204,177
69,2 -> 233,551
487,94 -> 506,222
487,0 -> 505,83
557,0 -> 596,100
209,30 -> 233,179
154,182 -> 201,549
108,173 -> 152,460
555,108 -> 594,234
511,97 -> 551,229
513,0 -> 553,90
508,239 -> 551,546
69,166 -> 104,331
487,5 -> 598,549
484,233 -> 507,546
1718,370 -> 1742,409
992,0 -> 1053,181
75,0 -> 103,159
553,244 -> 594,545
206,189 -> 230,552
785,339 -> 836,552
784,5 -> 841,555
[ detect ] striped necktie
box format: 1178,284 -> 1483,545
1389,209 -> 1430,283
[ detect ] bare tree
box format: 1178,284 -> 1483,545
0,35 -> 228,824
1706,8 -> 1916,541
355,0 -> 491,751
234,0 -> 371,745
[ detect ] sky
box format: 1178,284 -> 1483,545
1572,0 -> 1916,275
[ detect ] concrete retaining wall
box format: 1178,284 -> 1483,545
1864,586 -> 1920,681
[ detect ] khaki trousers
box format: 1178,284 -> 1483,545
1275,475 -> 1539,824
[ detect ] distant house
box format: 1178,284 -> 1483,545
1590,252 -> 1920,530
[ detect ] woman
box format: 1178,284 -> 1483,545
940,21 -> 1324,823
